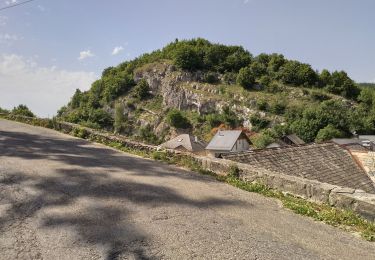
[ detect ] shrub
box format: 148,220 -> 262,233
71,127 -> 89,139
269,101 -> 286,115
256,100 -> 268,111
114,102 -> 127,133
265,82 -> 282,93
315,124 -> 343,142
310,90 -> 331,101
205,113 -> 223,128
133,79 -> 150,100
229,165 -> 240,178
250,114 -> 270,132
139,125 -> 159,144
173,45 -> 202,71
223,72 -> 237,84
166,109 -> 191,129
259,75 -> 271,87
236,67 -> 255,89
0,107 -> 9,114
151,151 -> 169,161
251,133 -> 275,149
203,72 -> 219,84
11,104 -> 35,117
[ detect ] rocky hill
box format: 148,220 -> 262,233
58,39 -> 375,147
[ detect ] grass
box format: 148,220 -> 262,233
2,114 -> 375,242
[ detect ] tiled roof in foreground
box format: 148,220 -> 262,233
223,143 -> 375,194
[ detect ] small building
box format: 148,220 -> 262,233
331,137 -> 375,151
206,130 -> 251,158
281,134 -> 305,146
266,134 -> 305,149
159,134 -> 206,154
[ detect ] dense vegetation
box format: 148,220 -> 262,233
58,38 -> 375,146
0,105 -> 35,117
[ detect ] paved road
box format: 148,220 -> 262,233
0,119 -> 374,260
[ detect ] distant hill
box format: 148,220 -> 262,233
58,38 -> 375,148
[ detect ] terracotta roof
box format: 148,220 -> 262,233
160,134 -> 206,152
223,143 -> 375,193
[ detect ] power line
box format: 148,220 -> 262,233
0,0 -> 37,12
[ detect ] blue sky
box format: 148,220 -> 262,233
0,0 -> 374,116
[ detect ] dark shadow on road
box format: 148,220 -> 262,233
0,128 -> 250,259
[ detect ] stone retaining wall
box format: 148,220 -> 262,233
1,114 -> 374,221
192,156 -> 375,221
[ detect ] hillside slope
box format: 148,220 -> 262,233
58,39 -> 375,147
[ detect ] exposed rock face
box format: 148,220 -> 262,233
134,63 -> 219,114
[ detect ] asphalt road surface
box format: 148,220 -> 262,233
1,119 -> 375,260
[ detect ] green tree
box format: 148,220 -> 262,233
166,109 -> 191,129
319,69 -> 331,87
134,79 -> 150,99
70,89 -> 83,109
114,102 -> 127,133
250,114 -> 270,132
0,107 -> 9,114
325,71 -> 360,99
173,46 -> 202,71
236,67 -> 255,89
279,60 -> 318,87
12,104 -> 35,117
315,124 -> 343,142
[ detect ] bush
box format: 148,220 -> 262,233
205,113 -> 223,128
250,114 -> 270,132
71,127 -> 89,139
251,133 -> 275,149
278,60 -> 318,87
229,165 -> 240,178
236,67 -> 255,89
134,79 -> 150,100
315,124 -> 343,142
114,102 -> 127,133
310,90 -> 331,101
269,101 -> 286,115
11,104 -> 35,117
259,75 -> 271,87
256,100 -> 268,111
203,72 -> 219,84
166,109 -> 191,129
139,125 -> 160,144
223,72 -> 237,84
173,45 -> 202,71
265,82 -> 282,93
0,107 -> 9,114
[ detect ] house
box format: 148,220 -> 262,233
331,137 -> 375,151
281,134 -> 305,146
266,134 -> 305,148
223,143 -> 375,193
159,134 -> 206,154
205,130 -> 251,158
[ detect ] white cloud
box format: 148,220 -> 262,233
0,33 -> 19,41
5,0 -> 17,5
111,46 -> 124,56
243,0 -> 251,4
78,50 -> 94,60
0,54 -> 97,117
